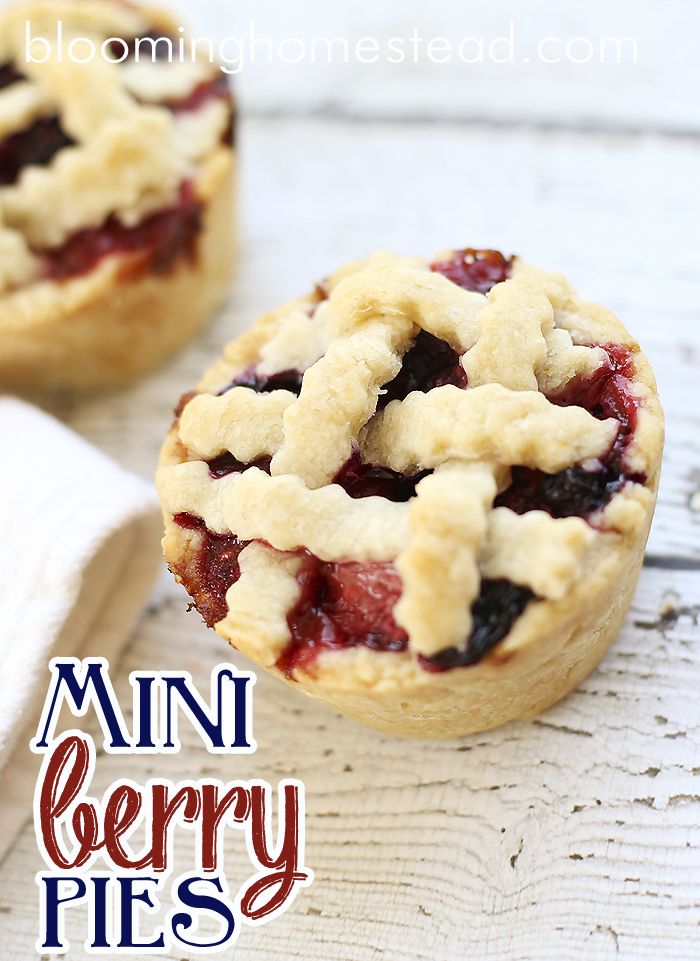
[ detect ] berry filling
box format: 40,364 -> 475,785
420,580 -> 535,672
495,465 -> 626,519
42,181 -> 202,280
172,510 -> 536,675
379,330 -> 467,409
552,343 -> 638,452
277,559 -> 534,678
0,62 -> 22,90
1,38 -> 233,277
172,260 -> 645,675
332,449 -> 429,501
205,447 -> 428,502
206,452 -> 271,478
431,248 -> 514,294
0,115 -> 74,186
219,367 -> 305,396
172,513 -> 249,628
277,555 -> 408,678
205,448 -> 428,501
168,76 -> 236,146
166,75 -> 230,113
496,344 -> 643,519
109,33 -> 235,144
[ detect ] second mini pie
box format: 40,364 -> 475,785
158,248 -> 664,738
0,0 -> 236,391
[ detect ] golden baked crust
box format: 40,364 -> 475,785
0,0 -> 236,391
157,250 -> 664,738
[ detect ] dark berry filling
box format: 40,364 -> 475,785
420,580 -> 535,672
496,344 -> 643,519
42,181 -> 202,280
172,513 -> 248,627
216,285 -> 328,394
431,248 -> 514,294
379,330 -> 467,409
495,465 -> 626,519
206,451 -> 271,478
174,390 -> 199,420
332,449 -> 430,501
219,367 -> 304,396
0,115 -> 75,186
0,62 -> 22,90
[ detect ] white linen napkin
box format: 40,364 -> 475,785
0,397 -> 163,863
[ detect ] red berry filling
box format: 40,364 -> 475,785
332,449 -> 429,501
172,513 -> 249,627
108,33 -> 235,144
42,181 -> 203,280
166,76 -> 230,113
0,115 -> 75,186
277,558 -> 534,678
379,330 -> 467,409
170,77 -> 236,146
552,343 -> 638,450
276,556 -> 408,678
496,344 -> 643,519
431,248 -> 514,293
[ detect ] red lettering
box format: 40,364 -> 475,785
103,785 -> 142,868
200,784 -> 250,871
240,784 -> 309,921
148,786 -> 201,871
36,736 -> 310,919
39,734 -> 96,869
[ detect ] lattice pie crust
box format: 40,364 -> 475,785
0,0 -> 236,391
158,250 -> 664,738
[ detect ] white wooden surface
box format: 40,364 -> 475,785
1,2 -> 700,959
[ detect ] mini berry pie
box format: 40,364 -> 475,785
157,249 -> 664,738
0,0 -> 236,391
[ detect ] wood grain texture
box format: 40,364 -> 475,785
1,28 -> 699,961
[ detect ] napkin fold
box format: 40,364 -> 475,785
0,397 -> 163,863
